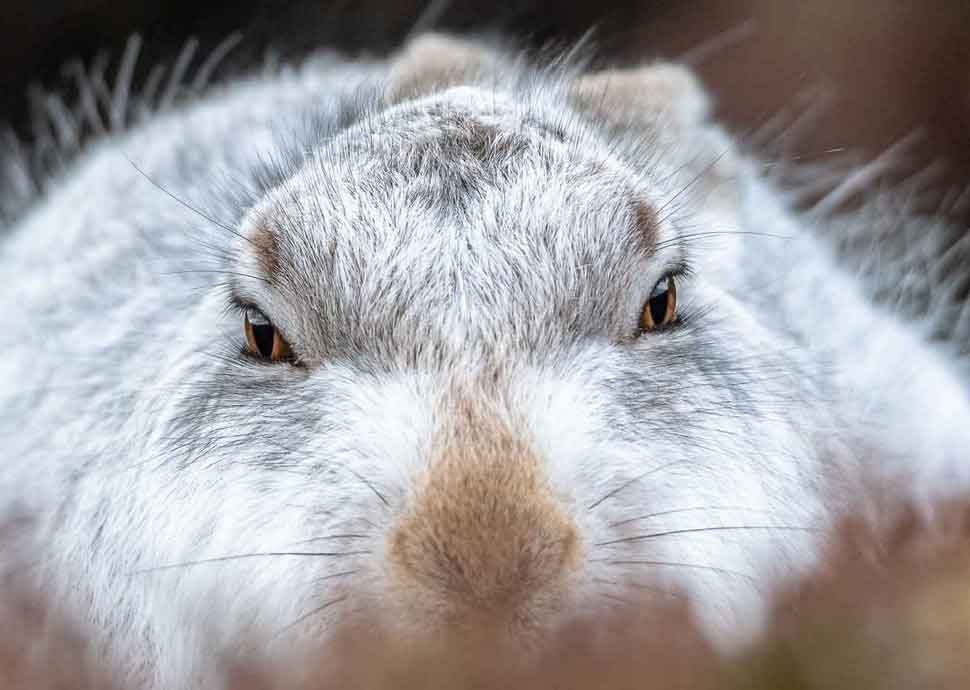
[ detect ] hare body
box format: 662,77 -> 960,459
1,34 -> 968,687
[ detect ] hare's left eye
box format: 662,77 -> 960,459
639,276 -> 678,331
244,309 -> 292,362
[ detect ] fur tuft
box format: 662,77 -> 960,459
0,33 -> 244,225
3,490 -> 970,689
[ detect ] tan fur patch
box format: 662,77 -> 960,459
571,63 -> 711,131
389,396 -> 580,625
386,33 -> 499,104
573,63 -> 740,215
249,220 -> 279,278
635,200 -> 659,249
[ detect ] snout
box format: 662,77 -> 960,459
387,396 -> 582,627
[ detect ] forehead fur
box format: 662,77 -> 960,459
238,82 -> 678,364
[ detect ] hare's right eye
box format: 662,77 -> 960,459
244,309 -> 292,362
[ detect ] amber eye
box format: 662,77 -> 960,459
640,276 -> 678,331
244,309 -> 292,362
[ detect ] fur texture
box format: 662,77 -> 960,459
3,491 -> 970,688
1,32 -> 968,687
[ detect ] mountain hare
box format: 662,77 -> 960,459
1,32 -> 968,687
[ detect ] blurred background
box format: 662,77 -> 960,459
2,0 -> 969,224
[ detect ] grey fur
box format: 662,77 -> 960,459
1,33 -> 968,688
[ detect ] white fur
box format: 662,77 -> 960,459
1,34 -> 968,687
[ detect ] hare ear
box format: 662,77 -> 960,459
386,33 -> 502,104
570,62 -> 712,133
574,63 -> 740,209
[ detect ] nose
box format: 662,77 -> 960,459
388,400 -> 581,623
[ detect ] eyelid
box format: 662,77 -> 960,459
245,306 -> 271,327
646,259 -> 691,299
660,258 -> 692,282
227,294 -> 266,320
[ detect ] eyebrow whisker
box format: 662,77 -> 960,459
126,158 -> 255,248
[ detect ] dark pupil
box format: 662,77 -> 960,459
252,323 -> 275,358
649,284 -> 669,325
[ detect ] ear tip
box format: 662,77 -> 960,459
386,32 -> 496,104
572,62 -> 713,128
638,61 -> 713,124
400,32 -> 470,55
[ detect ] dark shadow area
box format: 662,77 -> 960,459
2,1 -> 969,223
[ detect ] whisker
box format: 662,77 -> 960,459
128,551 -> 370,575
287,534 -> 371,546
126,158 -> 254,248
654,229 -> 792,253
318,569 -> 362,582
272,594 -> 348,640
160,269 -> 268,282
609,505 -> 783,528
343,466 -> 391,509
587,459 -> 690,512
811,131 -> 923,217
599,592 -> 638,608
654,151 -> 730,224
596,525 -> 819,548
594,559 -> 756,583
745,85 -> 824,152
591,577 -> 684,600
